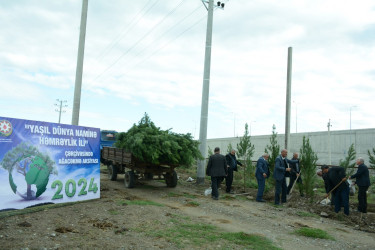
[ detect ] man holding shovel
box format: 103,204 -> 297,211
287,152 -> 303,197
349,157 -> 371,213
323,166 -> 350,215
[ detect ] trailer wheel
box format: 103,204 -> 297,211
124,171 -> 135,188
165,170 -> 178,187
107,164 -> 117,181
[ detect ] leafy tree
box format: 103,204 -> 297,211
299,136 -> 318,199
339,143 -> 356,176
264,124 -> 280,176
1,142 -> 57,200
115,113 -> 203,167
237,123 -> 255,192
367,148 -> 375,168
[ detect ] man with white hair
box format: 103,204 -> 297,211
273,149 -> 298,205
255,153 -> 269,202
349,157 -> 371,213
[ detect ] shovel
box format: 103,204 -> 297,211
316,178 -> 346,204
287,171 -> 302,201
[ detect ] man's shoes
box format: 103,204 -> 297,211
256,199 -> 266,202
226,190 -> 234,194
212,196 -> 219,200
300,194 -> 305,197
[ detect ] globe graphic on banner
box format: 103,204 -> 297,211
9,156 -> 50,200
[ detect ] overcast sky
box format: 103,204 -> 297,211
1,0 -> 375,139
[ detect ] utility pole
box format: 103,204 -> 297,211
327,119 -> 332,165
72,0 -> 88,126
285,47 -> 293,152
55,99 -> 68,124
197,0 -> 225,184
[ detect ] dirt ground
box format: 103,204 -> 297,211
1,168 -> 374,249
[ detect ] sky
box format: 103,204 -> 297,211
1,0 -> 375,140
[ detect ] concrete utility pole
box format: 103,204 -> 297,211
327,119 -> 332,165
55,99 -> 68,124
197,0 -> 225,184
285,47 -> 292,152
72,0 -> 88,126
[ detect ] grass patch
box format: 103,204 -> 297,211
296,211 -> 319,218
183,193 -> 197,199
108,209 -> 119,215
222,195 -> 235,200
221,232 -> 280,249
186,201 -> 200,207
124,200 -> 164,207
294,228 -> 335,240
0,200 -> 92,219
167,192 -> 182,197
144,219 -> 279,249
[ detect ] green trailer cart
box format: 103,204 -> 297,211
100,146 -> 178,188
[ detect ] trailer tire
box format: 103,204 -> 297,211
107,164 -> 117,181
165,170 -> 178,187
124,171 -> 135,188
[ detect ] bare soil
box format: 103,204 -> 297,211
0,168 -> 374,249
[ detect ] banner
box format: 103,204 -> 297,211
0,117 -> 100,211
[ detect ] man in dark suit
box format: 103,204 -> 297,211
273,149 -> 298,205
324,166 -> 349,215
350,157 -> 371,213
225,149 -> 243,194
206,147 -> 228,200
255,153 -> 269,202
287,152 -> 303,197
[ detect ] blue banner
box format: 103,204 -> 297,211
0,117 -> 100,210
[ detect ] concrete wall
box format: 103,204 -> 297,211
206,128 -> 375,165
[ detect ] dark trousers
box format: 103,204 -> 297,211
275,178 -> 287,204
334,186 -> 349,215
287,174 -> 303,195
225,169 -> 234,192
358,186 -> 369,213
256,178 -> 265,201
211,176 -> 222,198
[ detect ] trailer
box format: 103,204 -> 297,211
100,146 -> 178,188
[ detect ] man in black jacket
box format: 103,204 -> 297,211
324,166 -> 349,215
350,157 -> 371,213
287,152 -> 303,196
206,147 -> 228,200
225,149 -> 243,194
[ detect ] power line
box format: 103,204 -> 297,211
130,14 -> 206,70
116,4 -> 203,70
90,0 -> 187,84
95,0 -> 157,61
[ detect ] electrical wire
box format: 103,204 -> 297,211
95,0 -> 157,61
90,0 -> 186,84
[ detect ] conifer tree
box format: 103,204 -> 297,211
237,123 -> 255,191
367,148 -> 375,168
299,136 -> 318,198
339,143 -> 356,176
264,124 -> 280,176
227,143 -> 233,154
115,113 -> 203,167
207,146 -> 213,157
